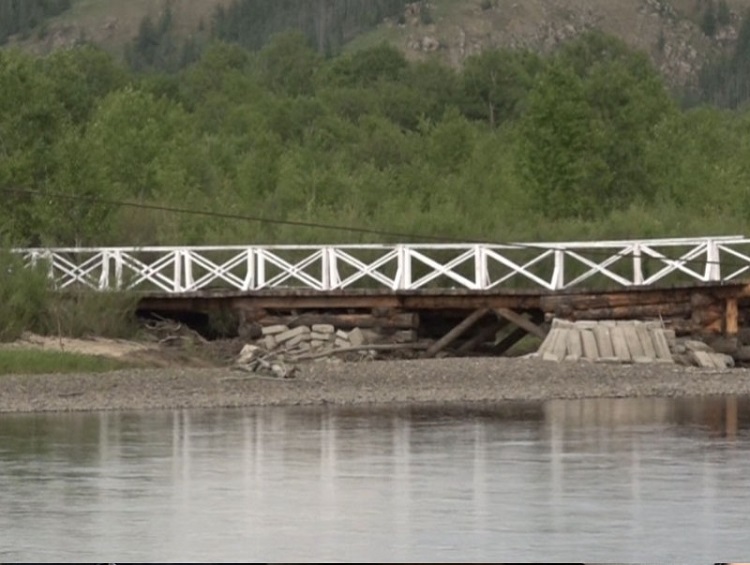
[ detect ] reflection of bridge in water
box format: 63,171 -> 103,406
15,236 -> 750,355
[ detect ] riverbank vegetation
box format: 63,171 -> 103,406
0,248 -> 139,342
2,28 -> 750,251
0,349 -> 129,375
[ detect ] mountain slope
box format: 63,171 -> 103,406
7,0 -> 750,88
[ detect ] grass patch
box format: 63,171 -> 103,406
0,349 -> 129,375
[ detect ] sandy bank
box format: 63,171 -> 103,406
3,357 -> 750,413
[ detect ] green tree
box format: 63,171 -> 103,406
0,49 -> 69,244
462,49 -> 542,127
519,62 -> 610,218
257,31 -> 322,97
519,37 -> 674,219
41,46 -> 129,124
82,86 -> 195,201
320,42 -> 408,88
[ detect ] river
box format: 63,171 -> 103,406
1,396 -> 748,562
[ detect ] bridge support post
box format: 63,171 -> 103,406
725,297 -> 739,336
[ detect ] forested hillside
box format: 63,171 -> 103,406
2,30 -> 749,248
0,0 -> 71,44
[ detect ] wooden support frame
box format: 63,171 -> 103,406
495,327 -> 529,355
494,308 -> 547,339
457,319 -> 510,354
424,308 -> 490,358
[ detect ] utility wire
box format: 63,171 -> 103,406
3,187 -> 467,243
3,186 -> 749,271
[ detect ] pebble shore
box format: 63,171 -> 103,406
3,357 -> 750,413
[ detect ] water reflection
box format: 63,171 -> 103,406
0,397 -> 748,562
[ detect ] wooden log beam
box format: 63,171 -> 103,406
456,319 -> 509,354
572,302 -> 692,321
257,312 -> 419,330
494,308 -> 547,339
667,319 -> 703,335
541,290 -> 695,312
495,327 -> 528,355
692,305 -> 723,326
423,308 -> 490,359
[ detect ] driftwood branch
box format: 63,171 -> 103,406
292,342 -> 431,361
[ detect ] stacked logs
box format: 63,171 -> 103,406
542,289 -> 737,336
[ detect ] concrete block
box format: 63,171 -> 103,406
312,324 -> 335,334
263,335 -> 277,351
237,344 -> 262,365
689,350 -> 715,368
276,326 -> 311,344
285,334 -> 309,349
392,330 -> 417,343
335,338 -> 349,349
336,330 -> 349,340
310,332 -> 330,341
663,329 -> 677,347
262,324 -> 289,336
684,339 -> 712,353
348,328 -> 365,347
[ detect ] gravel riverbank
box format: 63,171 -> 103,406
3,357 -> 750,413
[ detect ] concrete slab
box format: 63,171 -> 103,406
610,326 -> 632,362
636,325 -> 657,360
650,328 -> 673,362
566,329 -> 583,360
550,328 -> 568,361
581,330 -> 599,360
593,325 -> 614,358
537,319 -> 676,365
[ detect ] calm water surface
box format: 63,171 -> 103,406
1,396 -> 749,562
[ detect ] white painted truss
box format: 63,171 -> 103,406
13,236 -> 750,293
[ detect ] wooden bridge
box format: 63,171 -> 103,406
15,236 -> 750,356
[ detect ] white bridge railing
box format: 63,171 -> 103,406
13,236 -> 750,294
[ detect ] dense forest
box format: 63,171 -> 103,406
213,0 -> 410,53
2,29 -> 750,250
0,0 -> 71,44
125,0 -> 416,73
